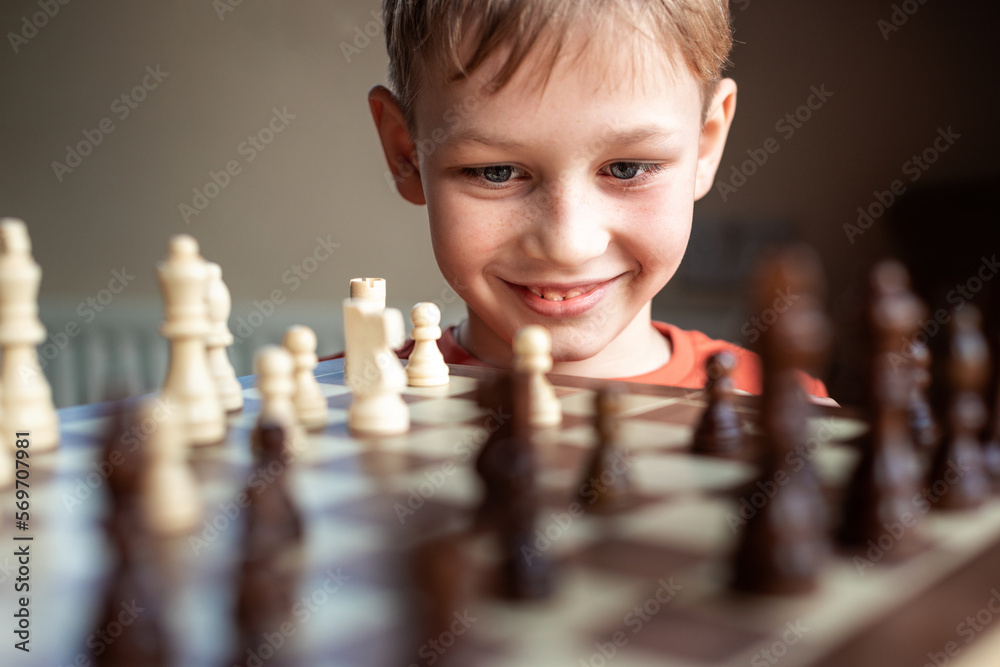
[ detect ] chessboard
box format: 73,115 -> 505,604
9,358 -> 1000,667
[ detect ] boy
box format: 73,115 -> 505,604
366,0 -> 827,398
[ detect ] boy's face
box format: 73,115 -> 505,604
372,30 -> 735,372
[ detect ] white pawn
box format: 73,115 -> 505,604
514,325 -> 562,428
158,235 -> 226,447
284,325 -> 328,431
142,399 -> 202,535
205,262 -> 243,413
407,302 -> 449,387
255,346 -> 305,455
1,443 -> 12,489
0,219 -> 59,452
343,300 -> 409,436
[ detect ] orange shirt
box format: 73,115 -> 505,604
379,321 -> 828,398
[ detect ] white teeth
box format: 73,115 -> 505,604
525,284 -> 597,300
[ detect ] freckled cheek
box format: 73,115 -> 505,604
620,203 -> 692,273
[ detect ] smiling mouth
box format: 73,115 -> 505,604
521,282 -> 603,301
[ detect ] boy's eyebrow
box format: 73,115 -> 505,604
443,125 -> 681,150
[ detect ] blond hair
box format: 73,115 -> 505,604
382,0 -> 732,126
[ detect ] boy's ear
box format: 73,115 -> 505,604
693,78 -> 737,201
368,85 -> 425,205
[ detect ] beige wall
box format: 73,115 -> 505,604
2,0 -> 448,332
1,0 -> 996,403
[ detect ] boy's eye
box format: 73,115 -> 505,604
608,162 -> 644,179
481,165 -> 514,183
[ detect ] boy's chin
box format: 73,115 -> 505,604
548,335 -> 607,363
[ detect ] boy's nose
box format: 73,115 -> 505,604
521,182 -> 611,268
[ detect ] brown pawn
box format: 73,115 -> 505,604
92,495 -> 169,667
578,385 -> 634,510
908,339 -> 939,451
92,555 -> 170,666
927,306 -> 992,510
838,261 -> 924,556
231,421 -> 303,665
731,247 -> 830,596
406,534 -> 475,665
494,371 -> 552,600
982,331 -> 1000,488
248,421 -> 303,548
474,374 -> 516,527
693,351 -> 744,458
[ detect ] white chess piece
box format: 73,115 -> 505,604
0,439 -> 12,489
349,277 -> 386,310
158,235 -> 226,446
346,277 -> 387,377
407,302 -> 449,387
0,218 -> 59,452
284,325 -> 328,431
513,325 -> 562,428
343,299 -> 409,435
255,346 -> 305,455
205,262 -> 244,413
142,399 -> 202,535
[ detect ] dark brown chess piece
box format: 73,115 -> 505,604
838,260 -> 924,557
101,398 -> 149,530
908,339 -> 939,451
494,370 -> 553,599
731,246 -> 831,596
474,374 -> 517,528
231,421 -> 303,666
248,420 -> 303,546
693,351 -> 744,458
406,533 -> 475,666
578,384 -> 634,510
927,306 -> 992,510
91,401 -> 169,667
982,333 -> 1000,489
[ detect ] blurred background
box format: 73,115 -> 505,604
0,0 -> 997,407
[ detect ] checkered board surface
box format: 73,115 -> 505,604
9,359 -> 1000,667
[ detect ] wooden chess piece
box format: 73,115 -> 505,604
0,434 -> 11,489
407,302 -> 449,387
254,346 -> 305,455
838,260 -> 924,556
284,325 -> 328,431
99,397 -> 149,536
142,399 -> 202,535
513,325 -> 561,428
475,373 -> 515,527
0,218 -> 60,452
204,262 -> 243,414
346,277 -> 388,379
908,339 -> 939,451
927,306 -> 991,510
731,246 -> 830,595
350,276 -> 386,310
983,337 -> 1000,488
497,369 -> 553,599
343,300 -> 409,436
579,384 -> 634,510
157,235 -> 226,446
232,422 -> 302,661
407,534 -> 474,665
92,533 -> 170,667
692,351 -> 744,457
249,420 -> 304,545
